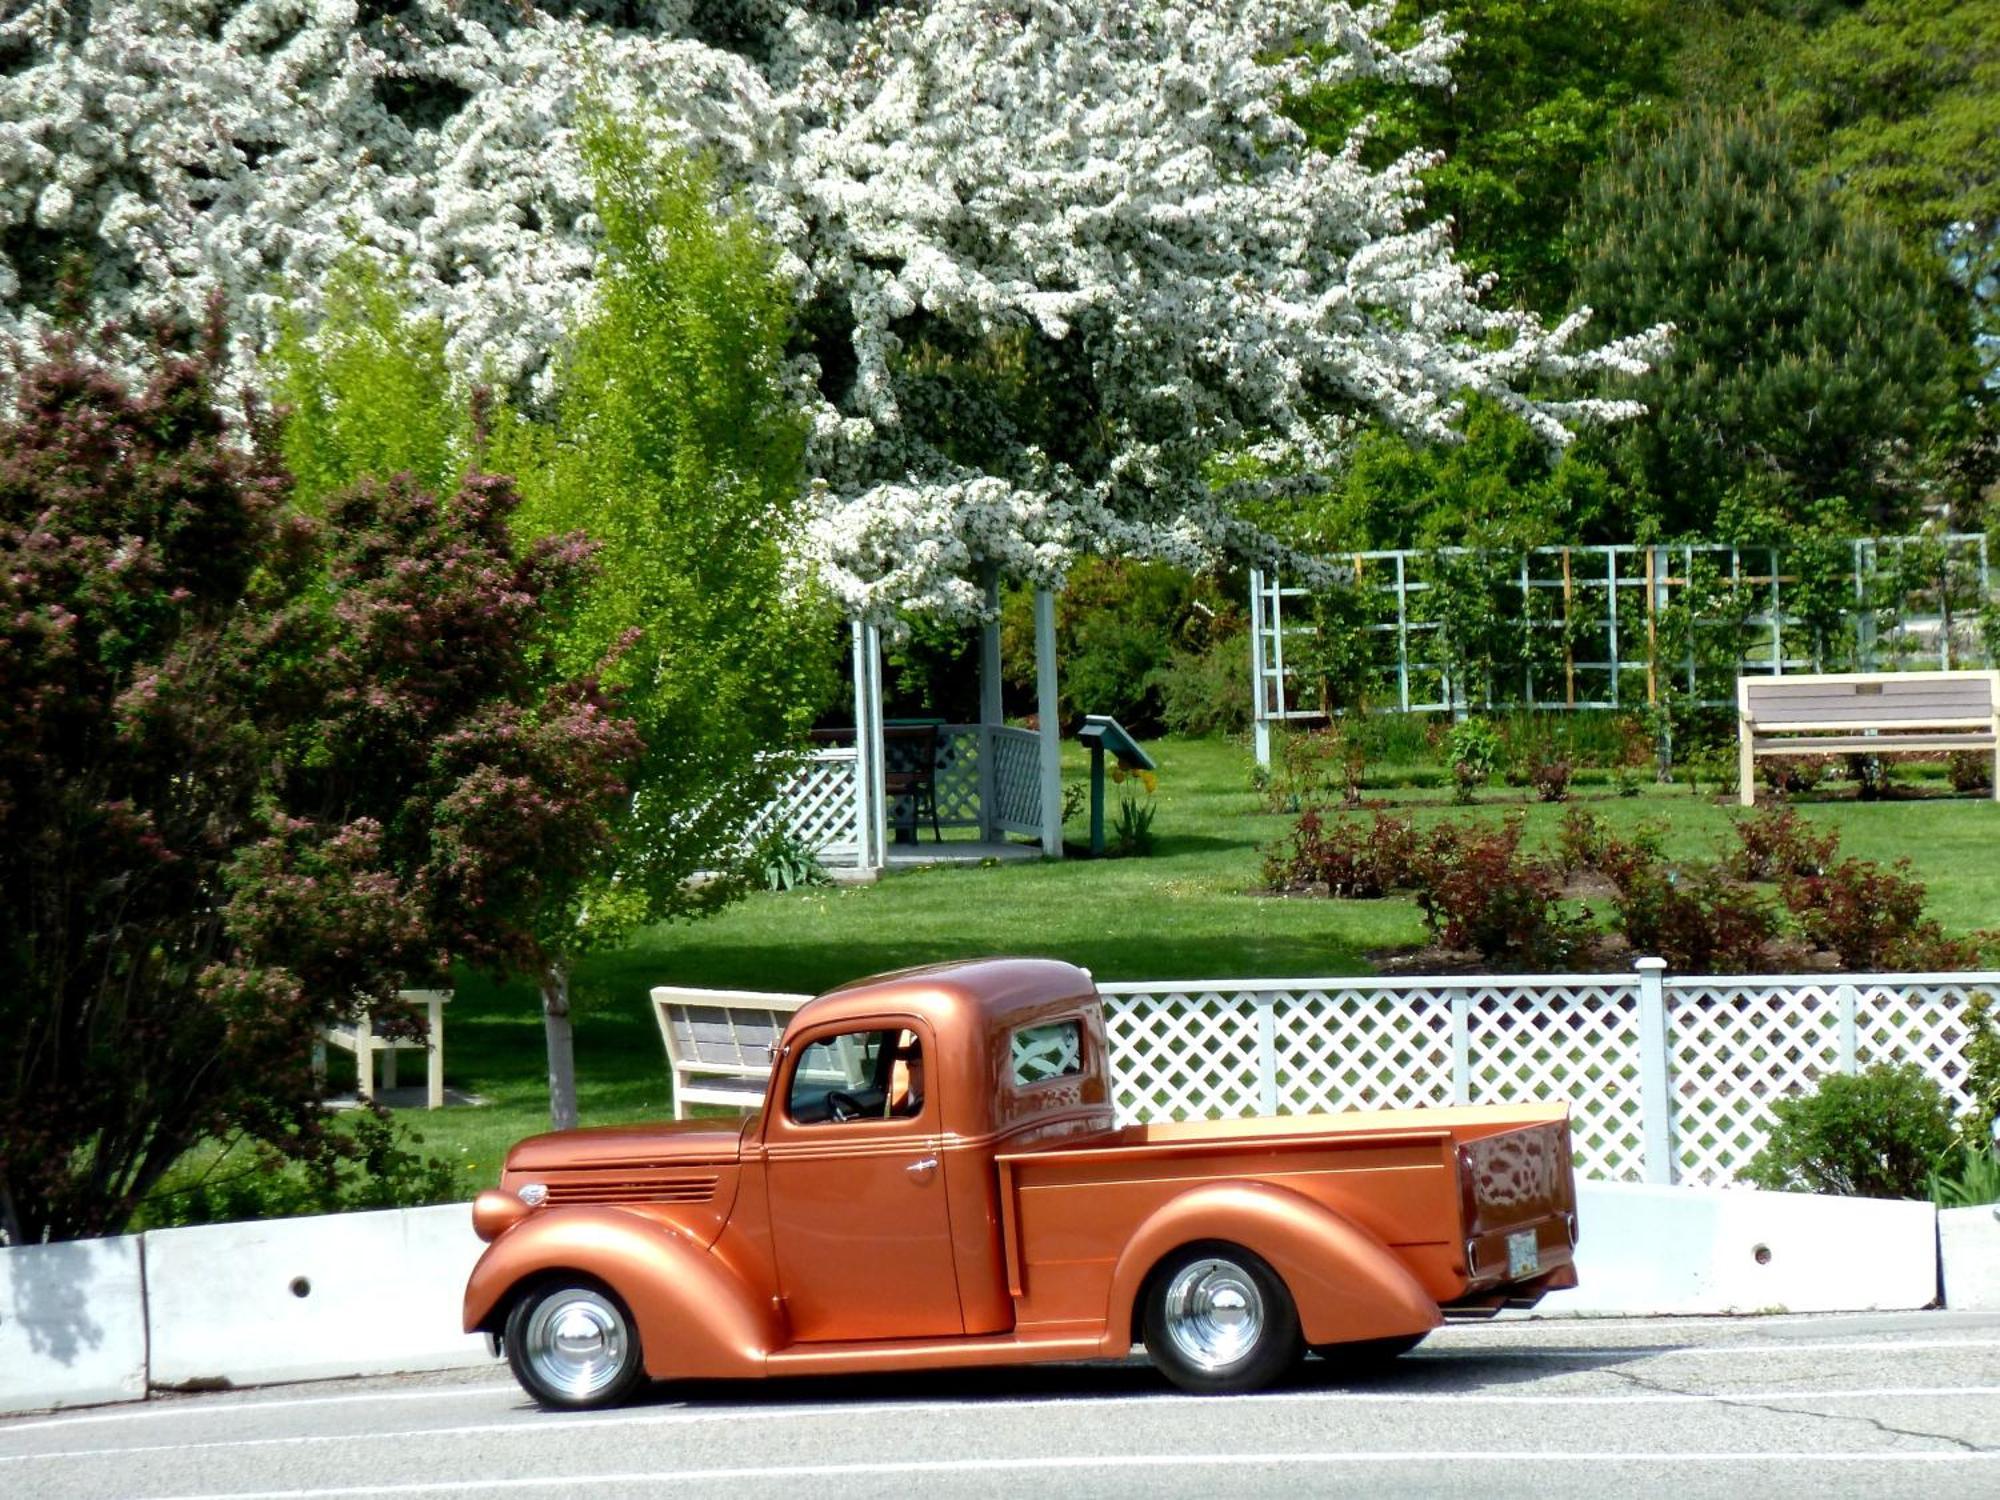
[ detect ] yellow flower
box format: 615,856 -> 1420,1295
1137,769 -> 1158,795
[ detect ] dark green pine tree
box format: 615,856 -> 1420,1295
1569,110 -> 1976,538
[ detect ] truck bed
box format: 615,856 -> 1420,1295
995,1106 -> 1576,1332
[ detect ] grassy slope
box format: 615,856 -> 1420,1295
393,735 -> 1999,1184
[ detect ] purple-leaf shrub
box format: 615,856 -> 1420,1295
0,328 -> 639,1244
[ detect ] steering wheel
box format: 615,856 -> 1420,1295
824,1089 -> 865,1123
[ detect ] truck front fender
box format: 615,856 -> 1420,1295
463,1207 -> 776,1381
1101,1179 -> 1441,1355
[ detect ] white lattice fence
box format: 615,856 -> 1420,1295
1100,977 -> 1646,1181
1100,968 -> 1998,1185
1664,975 -> 1987,1185
753,750 -> 861,864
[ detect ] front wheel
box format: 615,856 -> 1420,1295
1142,1243 -> 1302,1394
504,1278 -> 647,1410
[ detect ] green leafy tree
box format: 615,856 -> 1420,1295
1783,1 -> 2000,372
1571,110 -> 1975,537
1289,0 -> 1678,308
492,118 -> 832,1128
271,259 -> 466,510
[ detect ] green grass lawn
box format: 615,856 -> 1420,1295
378,734 -> 1999,1190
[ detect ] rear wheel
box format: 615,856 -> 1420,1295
1142,1243 -> 1302,1394
504,1279 -> 647,1410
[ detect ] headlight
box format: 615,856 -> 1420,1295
472,1189 -> 531,1243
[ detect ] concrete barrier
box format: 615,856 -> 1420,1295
0,1181 -> 1967,1415
1539,1180 -> 1939,1316
1939,1204 -> 2000,1311
0,1236 -> 148,1416
144,1203 -> 490,1389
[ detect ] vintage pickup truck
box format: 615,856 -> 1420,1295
464,958 -> 1578,1408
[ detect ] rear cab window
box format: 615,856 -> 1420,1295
1010,1019 -> 1083,1088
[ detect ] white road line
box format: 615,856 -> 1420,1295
7,1335 -> 1996,1437
140,1448 -> 2000,1499
0,1387 -> 523,1434
1447,1339 -> 2000,1359
9,1385 -> 1999,1466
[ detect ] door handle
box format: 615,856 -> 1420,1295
906,1155 -> 939,1184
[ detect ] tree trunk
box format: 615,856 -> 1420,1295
540,960 -> 580,1132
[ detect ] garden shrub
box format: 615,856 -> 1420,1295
1262,810 -> 1415,899
1960,993 -> 2000,1151
1152,631 -> 1252,737
1605,858 -> 1779,973
1843,753 -> 1896,800
1409,817 -> 1585,969
1264,728 -> 1364,811
1444,718 -> 1503,803
1724,806 -> 1839,882
1948,751 -> 1994,794
1554,805 -> 1610,878
135,1114 -> 464,1230
1741,1064 -> 1957,1199
1529,752 -> 1572,803
1758,756 -> 1824,797
1780,857 -> 1981,971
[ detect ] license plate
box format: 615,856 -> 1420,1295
1506,1229 -> 1539,1279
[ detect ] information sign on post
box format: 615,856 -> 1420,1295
1077,715 -> 1156,856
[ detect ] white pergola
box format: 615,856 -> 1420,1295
839,578 -> 1064,870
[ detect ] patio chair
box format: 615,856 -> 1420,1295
883,722 -> 943,842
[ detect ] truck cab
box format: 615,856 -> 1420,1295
465,958 -> 1578,1408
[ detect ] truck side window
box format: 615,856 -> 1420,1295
1011,1020 -> 1082,1086
787,1028 -> 923,1124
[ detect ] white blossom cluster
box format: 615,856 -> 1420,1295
1,0 -> 1666,620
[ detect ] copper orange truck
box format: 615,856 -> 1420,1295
464,958 -> 1579,1408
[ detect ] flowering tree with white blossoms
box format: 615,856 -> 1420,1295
2,0 -> 1665,622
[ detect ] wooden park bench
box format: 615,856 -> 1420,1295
1737,670 -> 2000,806
651,986 -> 811,1118
314,989 -> 451,1109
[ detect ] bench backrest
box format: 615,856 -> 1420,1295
1739,671 -> 1999,730
651,986 -> 811,1081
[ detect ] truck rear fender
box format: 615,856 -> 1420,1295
1102,1179 -> 1441,1355
462,1206 -> 775,1381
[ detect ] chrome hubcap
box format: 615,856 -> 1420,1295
523,1289 -> 629,1400
1162,1257 -> 1265,1371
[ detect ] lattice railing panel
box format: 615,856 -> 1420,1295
1101,990 -> 1263,1123
1269,989 -> 1455,1114
1666,982 -> 1842,1185
988,727 -> 1043,834
751,751 -> 859,861
1465,984 -> 1645,1182
933,727 -> 982,828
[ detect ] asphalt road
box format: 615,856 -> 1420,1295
6,1312 -> 2000,1500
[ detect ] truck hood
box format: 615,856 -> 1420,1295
504,1115 -> 752,1173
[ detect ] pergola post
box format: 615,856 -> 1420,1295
1034,588 -> 1063,857
859,620 -> 888,868
979,571 -> 1003,841
849,620 -> 876,870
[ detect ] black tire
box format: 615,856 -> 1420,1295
1311,1331 -> 1428,1365
503,1277 -> 647,1410
1141,1242 -> 1303,1394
